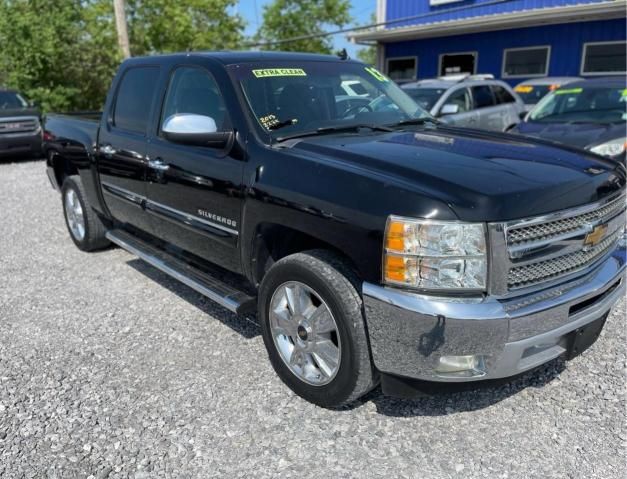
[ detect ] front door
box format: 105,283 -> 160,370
145,65 -> 245,272
97,66 -> 161,234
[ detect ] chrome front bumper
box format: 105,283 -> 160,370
363,246 -> 625,382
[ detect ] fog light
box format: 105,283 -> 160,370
435,355 -> 486,377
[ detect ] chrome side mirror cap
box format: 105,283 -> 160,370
162,113 -> 233,148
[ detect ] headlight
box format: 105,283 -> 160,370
383,216 -> 487,291
589,138 -> 627,158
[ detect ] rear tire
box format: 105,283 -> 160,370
61,175 -> 109,251
258,249 -> 377,408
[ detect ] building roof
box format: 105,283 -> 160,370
349,1 -> 626,43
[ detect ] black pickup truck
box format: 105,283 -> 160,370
44,52 -> 626,407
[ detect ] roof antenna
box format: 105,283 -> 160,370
337,48 -> 349,61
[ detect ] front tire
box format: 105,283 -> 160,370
258,250 -> 377,407
61,175 -> 109,251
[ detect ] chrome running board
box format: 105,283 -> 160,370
106,229 -> 256,315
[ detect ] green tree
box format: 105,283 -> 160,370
0,0 -> 119,111
255,0 -> 351,54
0,0 -> 245,112
125,0 -> 245,55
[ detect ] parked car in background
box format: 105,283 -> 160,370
401,74 -> 525,131
512,78 -> 627,163
0,88 -> 42,158
514,77 -> 582,112
44,52 -> 625,407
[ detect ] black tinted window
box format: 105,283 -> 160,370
503,47 -> 549,77
582,42 -> 626,74
472,85 -> 495,108
493,85 -> 515,104
161,67 -> 228,131
113,67 -> 160,133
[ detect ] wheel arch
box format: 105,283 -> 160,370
247,222 -> 363,288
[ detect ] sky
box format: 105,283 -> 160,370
233,0 -> 375,57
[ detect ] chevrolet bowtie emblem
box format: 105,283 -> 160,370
584,224 -> 608,247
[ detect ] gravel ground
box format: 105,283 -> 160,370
0,159 -> 625,479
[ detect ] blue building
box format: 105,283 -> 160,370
350,0 -> 626,84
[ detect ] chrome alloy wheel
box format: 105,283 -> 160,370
64,188 -> 85,241
269,281 -> 342,386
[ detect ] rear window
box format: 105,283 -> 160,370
113,67 -> 160,133
471,85 -> 495,108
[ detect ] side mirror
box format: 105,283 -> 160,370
162,113 -> 233,149
440,103 -> 460,116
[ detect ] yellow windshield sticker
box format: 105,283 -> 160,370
252,68 -> 306,78
622,89 -> 627,96
514,85 -> 533,93
364,66 -> 388,82
555,88 -> 582,95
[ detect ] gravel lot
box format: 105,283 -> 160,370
0,159 -> 625,479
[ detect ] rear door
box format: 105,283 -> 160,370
97,66 -> 161,234
144,62 -> 245,272
470,84 -> 502,131
437,87 -> 478,128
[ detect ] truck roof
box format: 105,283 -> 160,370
123,50 -> 357,67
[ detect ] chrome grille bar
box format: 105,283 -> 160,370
507,194 -> 625,248
508,229 -> 620,289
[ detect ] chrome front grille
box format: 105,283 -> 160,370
0,117 -> 40,134
508,229 -> 620,289
507,194 -> 625,246
492,193 -> 627,293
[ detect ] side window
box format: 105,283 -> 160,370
471,85 -> 495,109
161,67 -> 228,133
443,88 -> 471,113
492,85 -> 516,104
113,67 -> 160,133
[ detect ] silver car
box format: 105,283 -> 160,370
401,75 -> 525,132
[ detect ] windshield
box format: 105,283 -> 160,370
514,84 -> 552,104
402,88 -> 446,111
0,91 -> 28,110
529,85 -> 626,124
232,61 -> 430,138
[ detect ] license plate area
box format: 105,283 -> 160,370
565,313 -> 608,360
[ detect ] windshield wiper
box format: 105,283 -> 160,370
275,123 -> 393,143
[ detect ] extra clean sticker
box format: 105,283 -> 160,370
364,66 -> 388,82
252,68 -> 307,78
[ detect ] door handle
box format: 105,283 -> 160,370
148,158 -> 170,171
99,144 -> 117,156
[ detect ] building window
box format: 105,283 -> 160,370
386,57 -> 417,82
581,41 -> 626,75
439,52 -> 477,76
502,46 -> 550,78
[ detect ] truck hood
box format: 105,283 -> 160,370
512,121 -> 626,150
283,126 -> 625,222
0,107 -> 40,119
